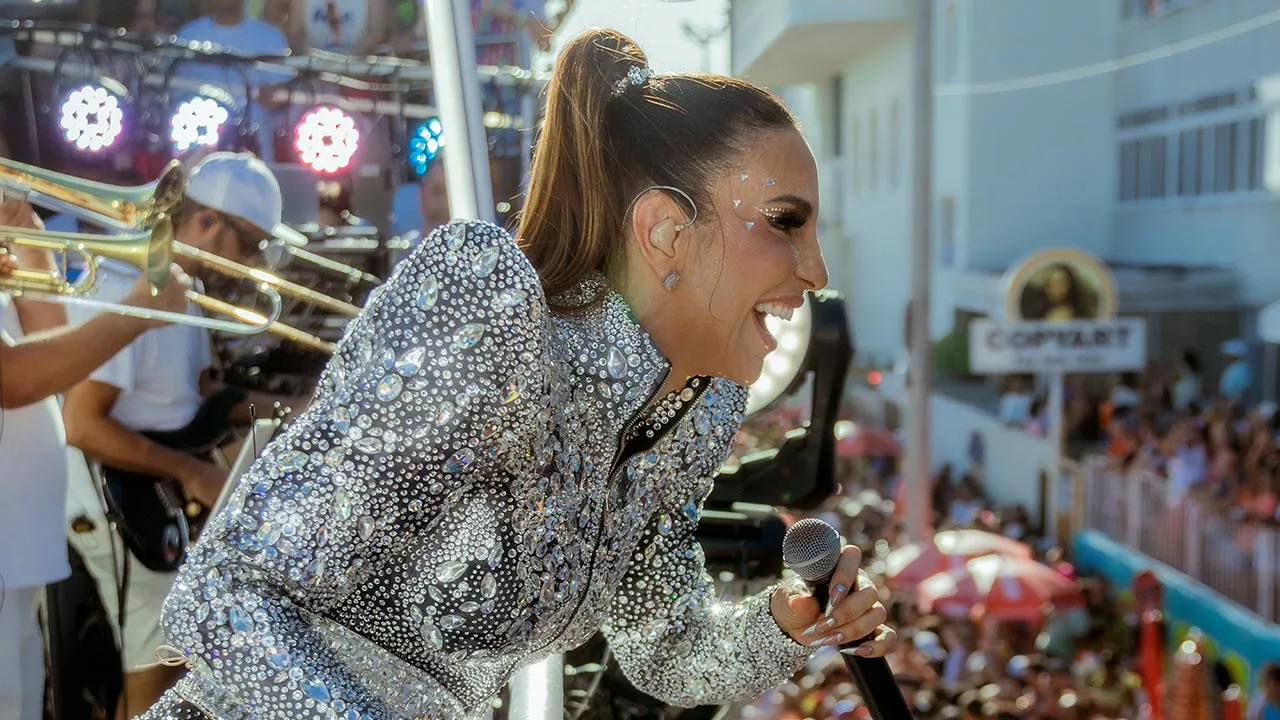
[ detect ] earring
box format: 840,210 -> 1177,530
662,271 -> 680,291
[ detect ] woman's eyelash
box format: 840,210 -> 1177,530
760,209 -> 806,231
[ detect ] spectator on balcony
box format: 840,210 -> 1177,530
1206,417 -> 1244,501
997,375 -> 1034,427
175,0 -> 293,160
1164,420 -> 1208,507
1219,339 -> 1252,405
1172,348 -> 1203,413
471,0 -> 577,64
269,0 -> 393,56
1110,372 -> 1141,414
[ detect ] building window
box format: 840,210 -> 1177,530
1120,140 -> 1138,201
890,97 -> 901,189
852,117 -> 862,196
938,195 -> 956,267
940,3 -> 958,83
1129,115 -> 1269,201
1213,122 -> 1236,193
1245,117 -> 1265,191
1143,136 -> 1167,199
830,76 -> 843,158
1119,136 -> 1166,201
869,107 -> 879,192
1123,0 -> 1169,18
1178,129 -> 1200,196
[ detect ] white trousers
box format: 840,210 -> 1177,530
66,448 -> 178,672
0,586 -> 44,720
70,520 -> 178,672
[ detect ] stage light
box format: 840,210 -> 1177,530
746,298 -> 813,416
295,106 -> 360,174
59,82 -> 126,154
409,117 -> 444,177
170,95 -> 231,153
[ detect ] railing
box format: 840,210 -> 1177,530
1079,456 -> 1280,624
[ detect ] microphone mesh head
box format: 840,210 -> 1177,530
782,518 -> 842,583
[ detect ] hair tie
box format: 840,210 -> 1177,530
612,66 -> 654,98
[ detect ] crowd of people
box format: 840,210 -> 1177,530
734,456 -> 1280,720
997,339 -> 1280,527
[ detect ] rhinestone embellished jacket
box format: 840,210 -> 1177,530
142,221 -> 812,720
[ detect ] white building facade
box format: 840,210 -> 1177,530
731,0 -> 1280,385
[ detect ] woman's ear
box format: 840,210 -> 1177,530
649,217 -> 677,254
627,189 -> 689,284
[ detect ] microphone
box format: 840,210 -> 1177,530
782,518 -> 914,720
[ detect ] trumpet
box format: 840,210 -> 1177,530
0,157 -> 186,233
0,222 -> 339,353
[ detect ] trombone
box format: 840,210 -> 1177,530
174,243 -> 361,318
0,158 -> 362,318
0,218 -> 289,337
261,239 -> 381,287
0,157 -> 186,233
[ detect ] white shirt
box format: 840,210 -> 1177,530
303,0 -> 370,53
998,390 -> 1033,425
175,16 -> 293,161
1167,445 -> 1207,507
0,293 -> 73,588
1111,385 -> 1141,410
65,261 -> 213,433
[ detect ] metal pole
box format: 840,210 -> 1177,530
421,0 -> 495,222
1046,372 -> 1064,540
508,655 -> 564,720
905,0 -> 933,542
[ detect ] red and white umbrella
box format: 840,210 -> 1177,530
885,529 -> 1032,588
916,554 -> 1079,623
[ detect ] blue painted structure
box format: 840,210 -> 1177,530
1073,530 -> 1280,695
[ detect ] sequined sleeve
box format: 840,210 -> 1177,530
601,390 -> 811,707
157,220 -> 551,718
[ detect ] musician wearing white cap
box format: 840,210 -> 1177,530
62,151 -> 304,718
0,204 -> 189,720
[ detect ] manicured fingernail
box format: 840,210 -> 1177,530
807,631 -> 844,648
841,645 -> 874,658
802,616 -> 837,636
824,584 -> 848,617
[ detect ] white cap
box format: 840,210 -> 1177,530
186,152 -> 308,247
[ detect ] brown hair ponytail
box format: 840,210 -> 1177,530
517,29 -> 797,304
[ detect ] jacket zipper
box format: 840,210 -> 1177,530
530,367 -> 672,656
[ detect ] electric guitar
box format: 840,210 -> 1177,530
98,387 -> 246,573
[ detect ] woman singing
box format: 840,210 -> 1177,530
141,29 -> 895,720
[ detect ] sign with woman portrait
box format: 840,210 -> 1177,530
972,248 -> 1142,375
1002,248 -> 1118,323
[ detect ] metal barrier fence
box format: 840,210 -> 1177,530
1079,456 -> 1280,624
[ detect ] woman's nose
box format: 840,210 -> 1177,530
797,237 -> 829,291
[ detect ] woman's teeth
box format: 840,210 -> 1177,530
754,302 -> 795,322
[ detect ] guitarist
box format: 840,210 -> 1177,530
62,152 -> 308,719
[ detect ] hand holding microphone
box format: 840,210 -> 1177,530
774,518 -> 913,719
770,520 -> 895,655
